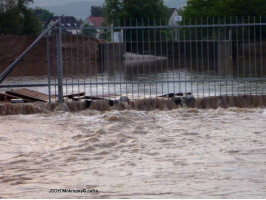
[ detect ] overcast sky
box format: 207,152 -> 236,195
30,0 -> 187,19
30,0 -> 95,7
30,0 -> 187,8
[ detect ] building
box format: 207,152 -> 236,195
83,17 -> 105,39
45,16 -> 83,35
84,17 -> 105,27
168,8 -> 182,26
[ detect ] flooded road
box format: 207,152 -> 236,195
0,108 -> 265,198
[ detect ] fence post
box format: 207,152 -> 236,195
46,33 -> 51,104
56,16 -> 64,103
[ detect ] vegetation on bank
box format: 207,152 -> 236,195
90,5 -> 105,17
103,0 -> 169,25
1,0 -> 265,36
179,0 -> 266,21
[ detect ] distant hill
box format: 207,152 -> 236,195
32,0 -> 187,20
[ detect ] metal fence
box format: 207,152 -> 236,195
0,16 -> 266,102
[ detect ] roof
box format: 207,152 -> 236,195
168,8 -> 178,18
87,17 -> 105,27
45,16 -> 82,28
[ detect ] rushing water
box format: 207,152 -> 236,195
0,108 -> 265,198
1,57 -> 265,98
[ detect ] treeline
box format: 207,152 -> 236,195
0,0 -> 53,36
180,0 -> 266,21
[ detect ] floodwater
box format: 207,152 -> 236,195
1,57 -> 265,98
0,108 -> 266,198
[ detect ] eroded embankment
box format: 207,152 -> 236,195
0,95 -> 265,116
0,35 -> 100,69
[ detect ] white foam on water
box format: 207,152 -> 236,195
0,108 -> 266,198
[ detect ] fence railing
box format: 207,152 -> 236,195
0,17 -> 265,102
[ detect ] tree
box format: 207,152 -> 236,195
17,0 -> 33,10
90,5 -> 105,17
103,0 -> 170,43
0,0 -> 17,11
0,0 -> 33,12
0,6 -> 23,34
177,0 -> 266,41
104,0 -> 170,25
22,8 -> 42,35
180,0 -> 266,20
0,0 -> 42,35
104,0 -> 123,22
33,7 -> 53,25
82,23 -> 96,37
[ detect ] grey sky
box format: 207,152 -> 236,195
30,0 -> 98,7
30,0 -> 187,19
31,0 -> 187,8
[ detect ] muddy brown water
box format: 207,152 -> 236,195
0,108 -> 265,198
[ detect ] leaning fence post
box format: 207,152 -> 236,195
56,16 -> 64,103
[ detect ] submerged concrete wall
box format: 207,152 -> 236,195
125,41 -> 266,59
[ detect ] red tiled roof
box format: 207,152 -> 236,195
89,17 -> 105,26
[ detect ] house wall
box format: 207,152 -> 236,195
83,19 -> 101,39
169,10 -> 179,26
70,29 -> 82,35
84,19 -> 94,27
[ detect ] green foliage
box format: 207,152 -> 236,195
22,8 -> 42,35
82,23 -> 97,37
0,0 -> 42,35
178,0 -> 266,40
90,6 -> 105,17
0,0 -> 33,11
104,0 -> 122,22
33,7 -> 54,22
104,0 -> 170,25
0,6 -> 23,35
0,0 -> 17,11
17,0 -> 33,9
104,0 -> 170,42
180,0 -> 266,20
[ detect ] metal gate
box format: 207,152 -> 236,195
0,16 -> 265,102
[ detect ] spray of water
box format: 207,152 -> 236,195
0,95 -> 265,115
0,103 -> 43,115
132,98 -> 177,110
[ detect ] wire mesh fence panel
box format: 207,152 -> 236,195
67,17 -> 266,100
0,17 -> 266,102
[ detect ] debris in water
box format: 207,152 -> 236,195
11,99 -> 24,104
5,89 -> 51,102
